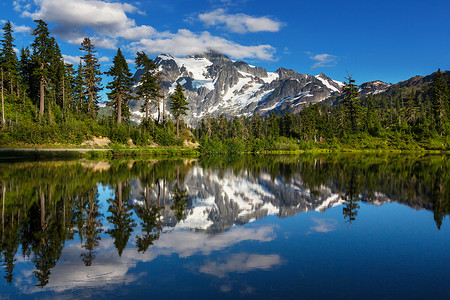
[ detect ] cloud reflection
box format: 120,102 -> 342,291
199,253 -> 282,278
16,226 -> 277,294
309,217 -> 338,233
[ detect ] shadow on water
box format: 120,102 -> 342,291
0,153 -> 448,288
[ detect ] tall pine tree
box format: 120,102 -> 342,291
31,20 -> 53,121
106,48 -> 134,124
432,69 -> 449,135
341,74 -> 361,133
0,21 -> 18,96
80,37 -> 102,119
168,83 -> 188,138
135,51 -> 162,122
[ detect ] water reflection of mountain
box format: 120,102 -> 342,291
127,155 -> 448,234
0,155 -> 448,289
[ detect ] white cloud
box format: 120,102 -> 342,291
22,0 -> 155,47
130,29 -> 276,60
0,21 -> 32,34
309,53 -> 338,69
13,0 -> 31,12
63,54 -> 109,65
12,24 -> 32,34
198,9 -> 283,34
199,253 -> 282,278
21,0 -> 277,60
99,56 -> 110,63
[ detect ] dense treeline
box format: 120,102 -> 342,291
195,72 -> 450,153
0,20 -> 188,147
1,19 -> 449,151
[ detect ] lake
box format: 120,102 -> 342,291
0,154 -> 449,299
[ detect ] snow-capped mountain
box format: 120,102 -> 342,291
359,80 -> 392,96
130,51 -> 344,124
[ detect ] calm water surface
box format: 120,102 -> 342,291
0,154 -> 449,299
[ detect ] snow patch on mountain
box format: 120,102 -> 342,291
315,75 -> 341,93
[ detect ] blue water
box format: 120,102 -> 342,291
0,156 -> 448,299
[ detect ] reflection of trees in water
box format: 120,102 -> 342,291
342,169 -> 361,227
107,181 -> 136,257
0,155 -> 448,287
79,188 -> 103,266
431,164 -> 446,230
200,154 -> 449,228
170,186 -> 189,222
136,182 -> 163,253
1,180 -> 18,285
31,184 -> 69,287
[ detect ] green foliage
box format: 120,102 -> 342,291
341,74 -> 361,133
79,37 -> 102,118
135,51 -> 162,122
109,124 -> 131,144
168,83 -> 188,137
105,48 -> 134,124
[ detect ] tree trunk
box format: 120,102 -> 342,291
117,93 -> 122,124
1,69 -> 4,130
145,99 -> 149,121
40,63 -> 45,119
162,88 -> 166,123
176,117 -> 179,138
157,98 -> 161,124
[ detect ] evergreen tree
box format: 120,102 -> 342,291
405,91 -> 418,125
31,20 -> 53,120
341,74 -> 361,133
0,21 -> 18,96
364,94 -> 379,136
106,48 -> 134,124
48,37 -> 65,113
80,37 -> 102,119
432,69 -> 449,135
18,47 -> 32,99
135,51 -> 162,122
168,83 -> 188,138
63,63 -> 76,114
73,61 -> 84,114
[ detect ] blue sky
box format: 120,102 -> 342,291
1,0 -> 449,86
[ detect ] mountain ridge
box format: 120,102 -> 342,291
129,51 -> 448,124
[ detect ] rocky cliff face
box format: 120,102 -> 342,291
130,51 -> 344,124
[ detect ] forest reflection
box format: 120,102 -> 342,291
0,153 -> 448,287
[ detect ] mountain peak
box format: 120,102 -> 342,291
131,52 -> 348,124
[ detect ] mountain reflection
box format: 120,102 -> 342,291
0,154 -> 448,288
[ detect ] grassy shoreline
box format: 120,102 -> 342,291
1,144 -> 449,160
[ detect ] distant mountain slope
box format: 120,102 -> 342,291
130,51 -> 448,124
359,70 -> 450,97
130,51 -> 343,124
